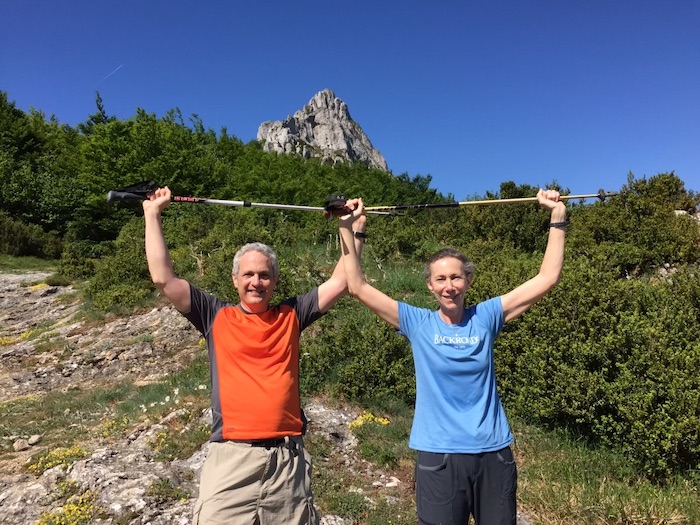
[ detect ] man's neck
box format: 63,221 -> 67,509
238,302 -> 270,314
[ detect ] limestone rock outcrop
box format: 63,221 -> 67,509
257,89 -> 388,171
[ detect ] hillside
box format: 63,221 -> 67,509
2,88 -> 700,523
3,270 -> 530,525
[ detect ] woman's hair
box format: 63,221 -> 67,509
423,248 -> 474,281
232,242 -> 279,278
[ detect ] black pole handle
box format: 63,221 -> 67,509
323,194 -> 349,215
106,190 -> 147,202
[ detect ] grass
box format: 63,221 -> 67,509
0,354 -> 210,452
304,397 -> 418,524
308,398 -> 700,524
146,415 -> 210,462
513,419 -> 700,524
0,254 -> 58,272
0,383 -> 136,457
146,478 -> 191,503
304,397 -> 415,523
349,407 -> 413,470
32,335 -> 73,356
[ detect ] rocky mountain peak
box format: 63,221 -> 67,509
257,89 -> 388,171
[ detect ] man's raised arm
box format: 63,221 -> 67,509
143,186 -> 191,313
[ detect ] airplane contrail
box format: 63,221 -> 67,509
99,64 -> 123,83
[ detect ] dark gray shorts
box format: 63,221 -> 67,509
415,445 -> 517,525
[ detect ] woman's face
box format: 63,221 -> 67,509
426,256 -> 472,313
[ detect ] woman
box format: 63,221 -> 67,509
339,190 -> 567,524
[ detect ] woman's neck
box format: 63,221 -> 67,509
438,307 -> 463,325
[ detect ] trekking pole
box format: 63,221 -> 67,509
363,189 -> 617,212
106,182 -> 394,216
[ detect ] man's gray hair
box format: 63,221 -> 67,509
232,243 -> 279,278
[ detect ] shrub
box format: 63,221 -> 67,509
58,239 -> 116,279
301,304 -> 416,405
498,260 -> 700,479
0,210 -> 61,258
82,219 -> 152,311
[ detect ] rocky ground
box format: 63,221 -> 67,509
0,271 -> 401,524
0,271 -> 532,524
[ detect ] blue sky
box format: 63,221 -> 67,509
2,1 -> 699,202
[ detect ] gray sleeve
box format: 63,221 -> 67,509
182,285 -> 228,336
281,287 -> 323,331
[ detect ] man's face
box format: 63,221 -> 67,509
232,250 -> 278,313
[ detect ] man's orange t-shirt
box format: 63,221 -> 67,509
184,285 -> 323,442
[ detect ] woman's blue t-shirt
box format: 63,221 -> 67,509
398,297 -> 513,453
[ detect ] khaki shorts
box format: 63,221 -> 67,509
192,436 -> 319,525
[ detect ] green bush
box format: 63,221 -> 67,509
0,210 -> 61,258
83,219 -> 152,311
498,260 -> 700,479
58,240 -> 115,279
301,303 -> 416,405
